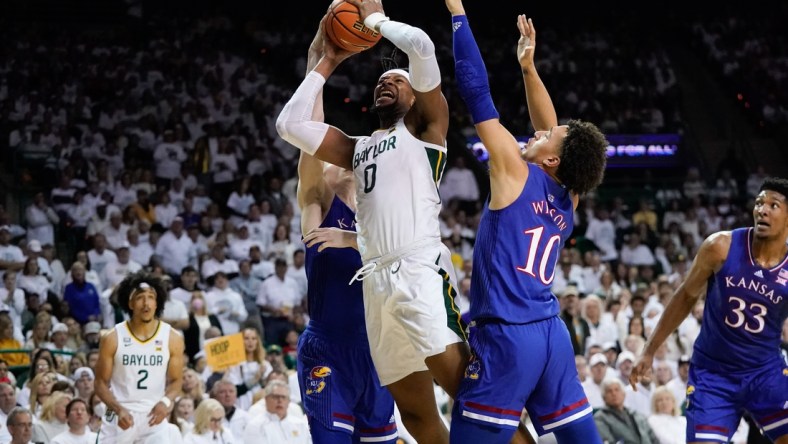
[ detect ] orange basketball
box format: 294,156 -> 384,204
326,0 -> 382,53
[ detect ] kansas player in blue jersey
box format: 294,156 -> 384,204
295,23 -> 396,444
445,1 -> 608,443
631,177 -> 788,444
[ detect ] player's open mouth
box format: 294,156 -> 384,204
756,221 -> 770,228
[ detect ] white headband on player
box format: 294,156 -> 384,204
379,69 -> 411,83
131,282 -> 156,298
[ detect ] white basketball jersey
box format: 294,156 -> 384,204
352,119 -> 447,260
111,321 -> 171,413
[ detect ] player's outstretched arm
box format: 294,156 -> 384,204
276,16 -> 357,171
517,15 -> 557,132
447,0 -> 528,208
298,21 -> 334,236
630,231 -> 731,389
349,0 -> 449,146
94,330 -> 134,430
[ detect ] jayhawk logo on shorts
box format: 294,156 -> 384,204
464,356 -> 481,380
306,366 -> 332,395
783,368 -> 788,377
686,385 -> 695,396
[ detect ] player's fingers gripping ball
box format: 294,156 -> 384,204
326,0 -> 382,52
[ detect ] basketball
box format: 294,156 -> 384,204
326,0 -> 382,53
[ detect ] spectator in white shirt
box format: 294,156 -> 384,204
67,192 -> 93,246
665,355 -> 690,409
0,272 -> 26,341
153,129 -> 188,185
51,175 -> 77,216
256,259 -> 300,346
211,380 -> 249,440
100,242 -> 142,290
112,172 -> 137,210
159,275 -> 190,331
647,386 -> 686,444
620,232 -> 656,267
126,228 -> 153,267
6,407 -> 35,444
154,192 -> 179,228
440,157 -> 479,212
205,272 -> 247,335
41,244 -> 66,296
201,243 -> 240,283
226,177 -> 256,226
183,398 -> 237,444
581,251 -> 606,295
285,250 -> 307,302
228,225 -> 262,262
85,201 -> 120,239
86,234 -> 116,277
584,207 -> 618,262
25,192 -> 59,246
211,138 -> 238,191
625,373 -> 655,418
242,381 -> 310,444
0,383 -> 17,443
155,217 -> 196,277
16,258 -> 50,301
0,226 -> 25,277
582,353 -> 609,409
244,205 -> 273,255
51,398 -> 97,444
582,295 -> 619,347
248,246 -> 274,281
100,211 -> 130,251
170,266 -> 202,306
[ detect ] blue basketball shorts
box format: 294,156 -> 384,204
452,316 -> 594,436
686,361 -> 788,442
297,329 -> 397,443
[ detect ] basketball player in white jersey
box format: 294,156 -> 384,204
95,271 -> 185,443
276,2 -> 471,442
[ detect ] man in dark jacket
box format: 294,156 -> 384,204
594,378 -> 658,444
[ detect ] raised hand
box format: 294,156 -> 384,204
516,14 -> 536,71
320,16 -> 356,65
345,0 -> 385,23
445,0 -> 465,16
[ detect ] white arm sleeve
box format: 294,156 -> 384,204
275,71 -> 329,155
378,20 -> 441,92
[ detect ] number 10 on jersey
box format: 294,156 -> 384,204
516,226 -> 562,285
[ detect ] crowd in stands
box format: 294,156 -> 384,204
0,6 -> 785,444
690,10 -> 788,129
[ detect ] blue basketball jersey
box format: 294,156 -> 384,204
470,163 -> 573,323
304,195 -> 367,341
692,227 -> 788,373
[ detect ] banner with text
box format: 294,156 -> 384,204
205,332 -> 245,371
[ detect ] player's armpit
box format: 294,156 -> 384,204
475,120 -> 529,210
